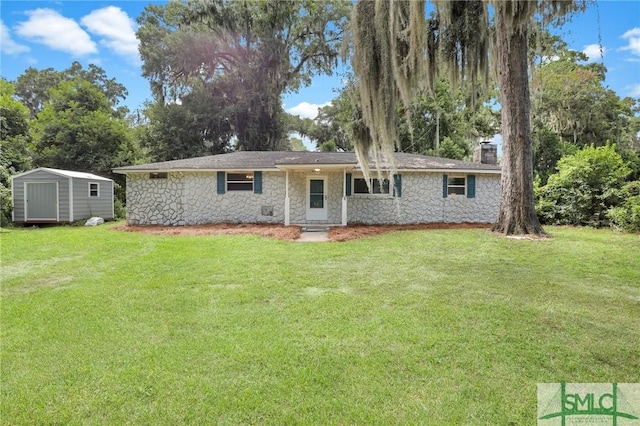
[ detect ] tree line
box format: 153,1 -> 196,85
1,0 -> 639,231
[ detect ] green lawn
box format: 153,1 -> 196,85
1,224 -> 638,424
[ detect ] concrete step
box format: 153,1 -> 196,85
301,226 -> 331,232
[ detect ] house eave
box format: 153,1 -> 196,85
113,166 -> 501,175
112,167 -> 279,174
392,168 -> 501,174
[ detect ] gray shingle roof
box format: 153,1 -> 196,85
113,151 -> 501,173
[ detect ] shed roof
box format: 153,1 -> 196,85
113,151 -> 501,173
12,168 -> 113,181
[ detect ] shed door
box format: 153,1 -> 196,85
26,182 -> 58,221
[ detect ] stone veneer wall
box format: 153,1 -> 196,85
125,172 -> 286,225
347,173 -> 500,224
126,173 -> 185,225
125,171 -> 500,225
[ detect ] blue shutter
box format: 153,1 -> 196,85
393,174 -> 402,197
442,175 -> 448,198
467,175 -> 476,198
346,173 -> 352,196
254,171 -> 262,194
217,171 -> 225,194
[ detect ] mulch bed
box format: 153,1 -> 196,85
113,222 -> 493,242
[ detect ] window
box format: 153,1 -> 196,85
353,177 -> 390,194
448,176 -> 466,196
150,172 -> 168,179
227,172 -> 253,191
88,182 -> 99,197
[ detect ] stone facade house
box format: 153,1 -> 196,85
113,147 -> 500,226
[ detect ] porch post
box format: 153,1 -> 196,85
284,170 -> 290,226
342,168 -> 347,226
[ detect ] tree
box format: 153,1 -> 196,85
288,136 -> 307,152
0,79 -> 33,223
137,0 -> 350,152
31,78 -> 134,177
350,0 -> 589,236
13,67 -> 61,118
528,29 -> 640,184
531,125 -> 575,185
14,62 -> 128,118
398,79 -> 499,159
531,53 -> 637,149
142,83 -> 234,161
286,78 -> 359,152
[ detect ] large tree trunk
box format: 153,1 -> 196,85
491,17 -> 546,236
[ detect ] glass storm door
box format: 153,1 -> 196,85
306,177 -> 327,221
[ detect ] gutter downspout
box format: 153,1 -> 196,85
111,180 -> 115,220
284,170 -> 290,226
342,168 -> 347,226
10,176 -> 14,222
69,176 -> 74,222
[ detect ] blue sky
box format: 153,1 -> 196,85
1,0 -> 639,122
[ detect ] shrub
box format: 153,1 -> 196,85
114,199 -> 126,221
0,180 -> 12,227
607,181 -> 640,232
536,144 -> 631,227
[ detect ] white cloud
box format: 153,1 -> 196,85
81,6 -> 140,64
1,20 -> 30,54
286,101 -> 331,119
582,44 -> 605,62
620,27 -> 640,59
627,83 -> 640,98
15,9 -> 96,56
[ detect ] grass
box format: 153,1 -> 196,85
1,224 -> 639,424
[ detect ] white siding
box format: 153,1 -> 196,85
12,170 -> 70,222
72,178 -> 114,220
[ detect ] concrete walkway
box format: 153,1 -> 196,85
296,231 -> 329,242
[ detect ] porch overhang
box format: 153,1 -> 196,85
282,165 -> 354,227
275,163 -> 356,172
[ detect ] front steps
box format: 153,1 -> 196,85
301,225 -> 331,232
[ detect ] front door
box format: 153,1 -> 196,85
306,176 -> 327,221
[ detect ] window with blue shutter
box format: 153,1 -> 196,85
442,175 -> 448,198
467,175 -> 476,198
393,174 -> 402,197
217,171 -> 225,194
254,171 -> 262,194
346,173 -> 352,196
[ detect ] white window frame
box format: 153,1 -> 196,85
353,177 -> 390,195
448,175 -> 466,196
227,172 -> 254,191
88,182 -> 100,197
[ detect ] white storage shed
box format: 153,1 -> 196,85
11,168 -> 114,224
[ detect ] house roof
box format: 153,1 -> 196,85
112,151 -> 501,174
12,167 -> 113,181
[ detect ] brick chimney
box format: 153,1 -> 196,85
473,141 -> 497,165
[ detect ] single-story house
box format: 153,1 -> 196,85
11,168 -> 114,224
113,144 -> 500,226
